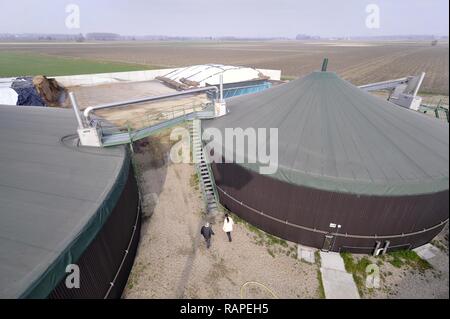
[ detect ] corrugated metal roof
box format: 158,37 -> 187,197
163,64 -> 264,87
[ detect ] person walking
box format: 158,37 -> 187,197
200,222 -> 215,249
223,214 -> 234,242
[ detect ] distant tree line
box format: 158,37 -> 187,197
0,33 -> 447,42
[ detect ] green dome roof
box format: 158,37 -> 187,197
204,71 -> 449,196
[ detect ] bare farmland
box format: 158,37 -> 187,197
0,40 -> 448,94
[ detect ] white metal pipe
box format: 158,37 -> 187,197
358,77 -> 409,91
413,72 -> 426,97
219,74 -> 224,102
83,86 -> 219,120
69,92 -> 86,129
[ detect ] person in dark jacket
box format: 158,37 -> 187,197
201,222 -> 215,249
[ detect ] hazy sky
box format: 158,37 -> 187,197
0,0 -> 448,37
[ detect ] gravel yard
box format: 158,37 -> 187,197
2,41 -> 447,94
341,225 -> 449,299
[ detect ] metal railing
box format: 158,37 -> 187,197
100,102 -> 215,147
83,86 -> 219,121
420,102 -> 449,123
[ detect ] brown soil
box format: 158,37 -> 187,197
2,41 -> 448,94
33,75 -> 67,106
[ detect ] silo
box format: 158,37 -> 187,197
204,71 -> 449,253
0,105 -> 141,298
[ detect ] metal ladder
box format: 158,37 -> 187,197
190,120 -> 219,213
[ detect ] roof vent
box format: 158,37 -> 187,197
321,58 -> 329,72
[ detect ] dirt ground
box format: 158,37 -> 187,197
1,40 -> 448,94
371,225 -> 448,299
122,132 -> 320,299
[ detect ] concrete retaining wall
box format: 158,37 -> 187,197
258,68 -> 282,82
54,67 -> 281,87
54,68 -> 178,87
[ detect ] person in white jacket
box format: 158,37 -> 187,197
223,214 -> 234,242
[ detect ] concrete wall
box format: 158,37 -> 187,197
54,68 -> 179,87
54,67 -> 281,87
257,68 -> 282,82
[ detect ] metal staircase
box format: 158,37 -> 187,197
190,120 -> 219,213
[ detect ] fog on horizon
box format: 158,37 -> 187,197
0,0 -> 448,38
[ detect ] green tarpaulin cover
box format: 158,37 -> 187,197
0,105 -> 128,298
204,72 -> 449,196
